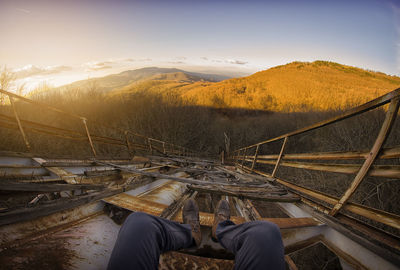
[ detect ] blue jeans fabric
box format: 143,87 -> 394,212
107,212 -> 285,270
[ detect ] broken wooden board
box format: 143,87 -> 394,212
102,193 -> 320,228
188,184 -> 300,202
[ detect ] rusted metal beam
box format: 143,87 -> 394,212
9,97 -> 31,152
250,144 -> 260,171
235,88 -> 400,150
124,130 -> 134,156
272,136 -> 288,177
0,181 -> 104,192
236,166 -> 400,230
256,146 -> 400,160
241,148 -> 248,168
0,187 -> 124,226
300,197 -> 400,256
0,89 -> 196,159
284,235 -> 322,254
285,255 -> 298,270
330,96 -> 400,216
251,159 -> 400,179
81,118 -> 97,157
268,174 -> 400,230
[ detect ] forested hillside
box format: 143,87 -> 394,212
110,61 -> 400,112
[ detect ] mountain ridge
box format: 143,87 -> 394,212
55,67 -> 231,93
108,61 -> 400,112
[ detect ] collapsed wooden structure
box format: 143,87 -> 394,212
0,88 -> 399,269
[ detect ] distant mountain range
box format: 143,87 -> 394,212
56,67 -> 231,93
52,62 -> 400,112
108,61 -> 400,112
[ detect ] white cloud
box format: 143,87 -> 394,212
225,59 -> 248,65
201,57 -> 248,65
83,61 -> 113,71
82,58 -> 152,71
15,8 -> 31,14
13,64 -> 72,79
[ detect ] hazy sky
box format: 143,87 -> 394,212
0,0 -> 399,89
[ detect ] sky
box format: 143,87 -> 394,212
0,0 -> 399,91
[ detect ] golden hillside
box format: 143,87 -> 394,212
109,61 -> 400,112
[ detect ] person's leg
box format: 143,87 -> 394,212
216,220 -> 285,270
107,212 -> 194,270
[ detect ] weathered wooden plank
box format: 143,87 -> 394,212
103,193 -> 318,228
160,191 -> 197,219
188,184 -> 300,202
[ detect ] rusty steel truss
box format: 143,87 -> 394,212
0,89 -> 400,269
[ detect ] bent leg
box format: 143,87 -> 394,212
107,212 -> 194,270
216,220 -> 285,270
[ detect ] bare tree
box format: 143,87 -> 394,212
0,66 -> 16,104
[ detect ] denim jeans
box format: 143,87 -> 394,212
107,212 -> 285,270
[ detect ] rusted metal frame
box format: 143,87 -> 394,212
1,107 -> 128,147
1,89 -> 194,158
272,136 -> 288,177
299,201 -> 400,269
320,236 -> 370,270
284,235 -> 322,254
0,88 -> 135,139
250,144 -> 260,171
90,134 -> 126,145
0,181 -> 104,192
268,174 -> 400,229
148,138 -> 153,154
245,166 -> 400,229
256,146 -> 400,160
0,114 -> 126,146
124,130 -> 134,156
9,97 -> 31,152
241,147 -> 248,168
0,120 -> 83,141
252,159 -> 400,179
81,118 -> 97,157
330,96 -> 400,216
0,112 -> 83,137
0,88 -> 83,119
235,88 -> 400,151
234,149 -> 241,167
0,187 -> 124,226
300,197 -> 400,253
285,255 -> 298,270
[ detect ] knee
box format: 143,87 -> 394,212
126,212 -> 153,223
122,212 -> 156,232
246,221 -> 282,242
